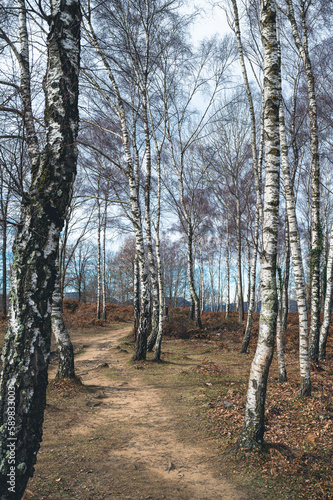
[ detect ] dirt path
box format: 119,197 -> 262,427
30,327 -> 251,499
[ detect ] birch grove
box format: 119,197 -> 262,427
1,1 -> 333,494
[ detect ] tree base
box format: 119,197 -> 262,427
298,378 -> 311,397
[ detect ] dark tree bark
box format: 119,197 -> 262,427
0,1 -> 81,497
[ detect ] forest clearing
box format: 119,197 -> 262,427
1,304 -> 332,499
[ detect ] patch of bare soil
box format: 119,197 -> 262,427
26,327 -> 251,500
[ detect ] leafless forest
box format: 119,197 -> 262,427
0,0 -> 333,498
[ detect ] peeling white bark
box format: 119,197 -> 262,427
238,0 -> 280,449
319,222 -> 333,360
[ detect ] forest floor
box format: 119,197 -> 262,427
24,324 -> 253,500
0,306 -> 332,499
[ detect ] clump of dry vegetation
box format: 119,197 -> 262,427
62,300 -> 133,328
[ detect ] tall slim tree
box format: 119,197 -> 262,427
238,0 -> 281,449
0,0 -> 81,497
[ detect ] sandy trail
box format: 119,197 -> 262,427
64,327 -> 250,500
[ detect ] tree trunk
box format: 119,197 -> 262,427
226,221 -> 230,318
319,221 -> 333,360
282,218 -> 290,332
240,207 -> 259,353
236,199 -> 244,322
133,253 -> 140,339
2,221 -> 6,315
153,152 -> 164,361
187,222 -> 202,328
52,262 -> 75,380
285,0 -> 321,364
238,0 -> 280,449
143,99 -> 160,353
199,242 -> 205,314
231,0 -> 263,227
0,0 -> 80,496
276,267 -> 287,383
102,194 -> 107,321
129,174 -> 150,361
279,78 -> 311,396
96,196 -> 101,320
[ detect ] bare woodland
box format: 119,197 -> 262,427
0,0 -> 333,498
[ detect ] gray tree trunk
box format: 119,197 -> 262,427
240,208 -> 259,353
236,199 -> 244,322
187,223 -> 202,328
52,261 -> 75,380
238,0 -> 280,449
0,0 -> 80,497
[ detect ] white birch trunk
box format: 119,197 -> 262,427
102,194 -> 107,321
84,13 -> 151,359
96,195 -> 101,320
285,0 -> 321,363
238,0 -> 280,449
319,221 -> 333,360
276,267 -> 287,383
231,0 -> 263,227
279,79 -> 311,396
0,0 -> 80,495
226,221 -> 230,318
153,152 -> 164,361
52,261 -> 75,380
236,198 -> 244,322
187,223 -> 202,328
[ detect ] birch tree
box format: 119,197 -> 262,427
238,0 -> 281,449
283,0 -> 322,363
0,0 -> 81,497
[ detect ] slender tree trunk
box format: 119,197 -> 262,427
129,174 -> 150,361
236,199 -> 244,322
153,152 -> 164,361
285,0 -> 321,364
238,0 -> 280,449
276,267 -> 287,382
199,242 -> 205,314
0,1 -> 80,496
231,0 -> 263,227
187,223 -> 202,328
133,253 -> 140,339
279,73 -> 311,396
247,242 -> 251,310
2,222 -> 6,315
226,221 -> 230,318
52,260 -> 75,380
240,208 -> 259,353
96,196 -> 101,320
282,218 -> 290,332
218,239 -> 222,311
319,221 -> 333,360
102,194 -> 107,321
143,100 -> 160,352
